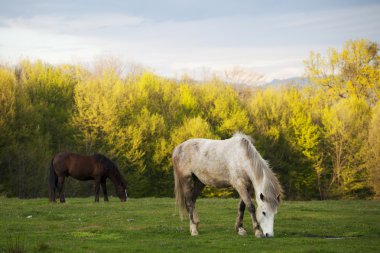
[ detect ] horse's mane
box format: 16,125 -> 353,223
94,154 -> 126,186
234,133 -> 283,211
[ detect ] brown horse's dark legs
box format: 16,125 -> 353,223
49,185 -> 56,202
49,175 -> 57,202
49,191 -> 55,202
57,177 -> 66,203
94,180 -> 101,202
101,181 -> 108,202
235,199 -> 246,234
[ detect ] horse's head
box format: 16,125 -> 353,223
256,192 -> 281,238
115,182 -> 127,202
104,158 -> 128,202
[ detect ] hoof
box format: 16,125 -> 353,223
190,223 -> 198,236
190,229 -> 199,236
237,227 -> 247,236
255,230 -> 264,238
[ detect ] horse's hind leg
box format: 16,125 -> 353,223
54,177 -> 58,201
101,180 -> 109,202
235,199 -> 247,235
49,177 -> 58,202
191,176 -> 205,232
94,178 -> 101,202
57,176 -> 66,203
182,175 -> 202,236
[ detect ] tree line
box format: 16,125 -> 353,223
0,39 -> 379,199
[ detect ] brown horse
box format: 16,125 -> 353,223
49,152 -> 127,203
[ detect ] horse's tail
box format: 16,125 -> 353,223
172,147 -> 187,220
49,158 -> 57,202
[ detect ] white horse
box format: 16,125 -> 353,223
172,133 -> 283,237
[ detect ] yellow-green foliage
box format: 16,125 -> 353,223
303,39 -> 380,198
368,102 -> 380,198
0,39 -> 379,199
0,67 -> 15,130
322,97 -> 371,196
305,39 -> 380,104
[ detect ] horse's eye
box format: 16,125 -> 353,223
262,212 -> 266,216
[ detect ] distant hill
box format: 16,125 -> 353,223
264,77 -> 310,88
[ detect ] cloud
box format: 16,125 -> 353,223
0,27 -> 105,64
274,4 -> 380,35
0,13 -> 144,33
0,2 -> 379,81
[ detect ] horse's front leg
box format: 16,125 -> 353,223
247,202 -> 263,238
235,185 -> 263,238
94,179 -> 101,202
101,181 -> 108,202
235,199 -> 247,235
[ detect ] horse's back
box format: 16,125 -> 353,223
173,138 -> 246,187
174,137 -> 240,163
53,152 -> 73,168
53,152 -> 84,166
53,152 -> 100,180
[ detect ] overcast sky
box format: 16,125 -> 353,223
1,0 -> 379,81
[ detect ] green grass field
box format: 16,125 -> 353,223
0,197 -> 379,253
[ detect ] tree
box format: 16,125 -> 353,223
368,102 -> 380,197
322,97 -> 371,197
0,46 -> 377,199
0,67 -> 15,130
285,88 -> 324,199
305,39 -> 380,104
15,60 -> 77,151
195,82 -> 252,138
247,87 -> 321,199
0,60 -> 78,197
170,116 -> 217,146
223,66 -> 265,86
0,67 -> 16,193
72,67 -> 124,153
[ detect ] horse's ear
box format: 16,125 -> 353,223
260,193 -> 265,201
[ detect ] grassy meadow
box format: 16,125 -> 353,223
0,197 -> 379,253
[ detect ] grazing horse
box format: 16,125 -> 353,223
172,133 -> 283,237
49,152 -> 127,203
